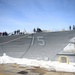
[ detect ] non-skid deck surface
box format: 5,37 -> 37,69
0,30 -> 75,60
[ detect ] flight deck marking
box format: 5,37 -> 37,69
37,36 -> 45,46
28,36 -> 45,46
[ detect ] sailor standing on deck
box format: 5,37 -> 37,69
69,26 -> 71,30
33,28 -> 36,33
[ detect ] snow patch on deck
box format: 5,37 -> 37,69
0,53 -> 75,72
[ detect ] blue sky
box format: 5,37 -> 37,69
0,0 -> 75,32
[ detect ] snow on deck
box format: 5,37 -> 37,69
0,53 -> 75,72
64,43 -> 75,53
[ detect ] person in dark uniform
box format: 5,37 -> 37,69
33,28 -> 36,33
73,25 -> 75,30
37,28 -> 42,32
69,26 -> 71,30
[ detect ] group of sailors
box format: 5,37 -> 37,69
0,28 -> 42,36
14,30 -> 20,35
0,32 -> 8,36
12,30 -> 25,35
0,25 -> 75,36
69,25 -> 75,30
33,28 -> 42,33
0,30 -> 25,36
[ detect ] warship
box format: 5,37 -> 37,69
0,30 -> 75,63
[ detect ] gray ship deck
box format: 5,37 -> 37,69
0,30 -> 75,62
